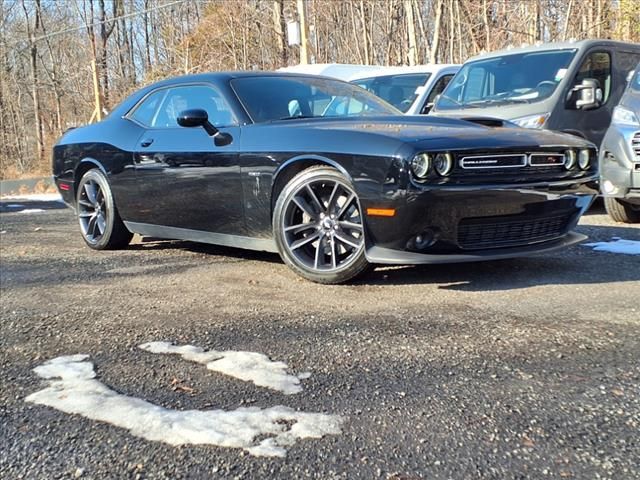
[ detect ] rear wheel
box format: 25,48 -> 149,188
604,196 -> 640,223
273,166 -> 369,284
76,169 -> 133,249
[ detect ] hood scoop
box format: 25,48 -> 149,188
459,117 -> 514,128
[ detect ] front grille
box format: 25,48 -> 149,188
447,150 -> 572,185
460,154 -> 527,169
457,212 -> 575,250
632,132 -> 640,160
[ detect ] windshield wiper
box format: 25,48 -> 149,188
462,98 -> 530,108
276,115 -> 317,121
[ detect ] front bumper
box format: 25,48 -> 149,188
599,125 -> 640,203
366,232 -> 587,264
362,178 -> 597,265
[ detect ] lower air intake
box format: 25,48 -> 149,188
457,212 -> 575,250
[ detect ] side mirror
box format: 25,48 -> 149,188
177,108 -> 209,128
421,102 -> 434,114
177,109 -> 232,146
572,78 -> 602,110
421,94 -> 441,114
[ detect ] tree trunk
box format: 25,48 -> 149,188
273,0 -> 288,67
405,0 -> 417,65
429,0 -> 443,63
21,0 -> 44,167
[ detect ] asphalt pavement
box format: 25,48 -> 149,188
1,197 -> 639,479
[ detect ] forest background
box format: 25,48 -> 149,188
1,0 -> 639,179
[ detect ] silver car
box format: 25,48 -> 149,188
600,64 -> 640,223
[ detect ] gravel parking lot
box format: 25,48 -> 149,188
1,197 -> 639,479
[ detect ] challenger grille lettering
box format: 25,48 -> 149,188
460,154 -> 527,169
465,159 -> 499,165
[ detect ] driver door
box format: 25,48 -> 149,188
129,84 -> 244,235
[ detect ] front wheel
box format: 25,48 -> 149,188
604,196 -> 640,223
76,169 -> 133,249
273,166 -> 369,284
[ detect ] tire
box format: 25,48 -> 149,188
273,166 -> 370,284
76,169 -> 133,249
604,196 -> 640,223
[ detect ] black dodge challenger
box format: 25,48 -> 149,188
53,72 -> 598,283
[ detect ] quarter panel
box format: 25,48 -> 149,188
53,118 -> 145,218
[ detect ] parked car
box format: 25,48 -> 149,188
280,63 -> 460,114
431,40 -> 640,147
349,65 -> 459,114
599,63 -> 640,223
53,72 -> 598,284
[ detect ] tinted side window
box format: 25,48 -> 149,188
129,89 -> 166,126
617,52 -> 640,77
574,51 -> 612,104
152,85 -> 236,128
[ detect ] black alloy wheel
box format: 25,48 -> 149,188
76,169 -> 133,249
274,166 -> 369,284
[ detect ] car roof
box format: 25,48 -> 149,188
278,63 -> 384,81
278,63 -> 460,82
109,71 -> 363,118
348,64 -> 460,81
466,39 -> 640,63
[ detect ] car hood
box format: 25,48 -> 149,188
279,116 -> 593,151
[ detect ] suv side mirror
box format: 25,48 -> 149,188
177,109 -> 232,146
572,78 -> 602,110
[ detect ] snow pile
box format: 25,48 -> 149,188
139,341 -> 308,395
583,238 -> 640,255
18,208 -> 47,214
25,355 -> 342,457
1,193 -> 63,202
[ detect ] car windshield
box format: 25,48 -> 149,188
436,49 -> 577,110
231,76 -> 400,123
351,73 -> 430,113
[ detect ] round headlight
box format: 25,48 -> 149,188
434,153 -> 453,176
410,153 -> 431,179
578,149 -> 590,170
564,149 -> 577,170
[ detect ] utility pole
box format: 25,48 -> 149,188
296,0 -> 310,64
90,60 -> 102,122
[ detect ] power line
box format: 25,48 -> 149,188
35,0 -> 191,43
4,0 -> 193,48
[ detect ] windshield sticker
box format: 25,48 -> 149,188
555,68 -> 568,81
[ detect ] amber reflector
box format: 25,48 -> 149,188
366,208 -> 396,217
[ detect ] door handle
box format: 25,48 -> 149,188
140,138 -> 154,147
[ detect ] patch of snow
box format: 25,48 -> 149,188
583,238 -> 640,255
1,193 -> 63,202
6,204 -> 24,208
26,355 -> 342,457
139,342 -> 307,395
18,208 -> 47,214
